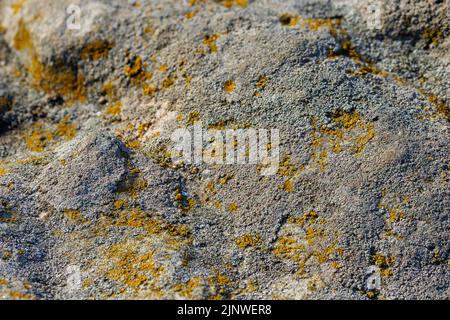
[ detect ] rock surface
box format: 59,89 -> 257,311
0,0 -> 448,299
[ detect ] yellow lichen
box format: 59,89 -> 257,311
63,209 -> 85,223
81,40 -> 115,61
25,124 -> 54,152
203,34 -> 220,53
227,202 -> 238,213
279,14 -> 299,27
309,111 -> 375,171
55,116 -> 77,140
11,0 -> 26,14
105,101 -> 122,116
14,20 -> 87,104
143,83 -> 159,96
175,187 -> 196,212
221,0 -> 248,8
162,76 -> 176,89
223,80 -> 236,93
256,75 -> 268,89
283,179 -> 294,192
235,234 -> 260,249
187,111 -> 201,125
422,28 -> 443,46
273,212 -> 343,275
105,243 -> 163,289
114,199 -> 128,210
185,11 -> 197,19
372,253 -> 395,277
0,167 -> 9,177
219,175 -> 233,184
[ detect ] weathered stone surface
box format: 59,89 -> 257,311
0,0 -> 448,299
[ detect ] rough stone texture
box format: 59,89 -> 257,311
0,0 -> 448,300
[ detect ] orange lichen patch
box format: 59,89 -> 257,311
273,213 -> 343,275
114,199 -> 128,210
15,155 -> 47,166
272,237 -> 304,261
219,175 -> 233,184
124,55 -> 153,84
254,75 -> 268,96
288,211 -> 319,227
305,226 -> 324,245
114,207 -> 191,238
338,39 -> 362,61
81,40 -> 115,61
300,17 -> 385,78
235,234 -> 260,249
173,274 -> 231,299
124,55 -> 143,77
162,76 -> 176,89
13,19 -> 33,51
187,111 -> 201,125
378,191 -> 410,239
279,13 -> 299,27
172,277 -> 204,299
82,279 -> 93,288
426,94 -> 450,119
104,243 -> 163,289
277,156 -> 303,177
114,208 -> 148,228
25,124 -> 54,152
146,219 -> 191,239
105,101 -> 122,116
309,111 -> 375,171
63,209 -> 85,223
175,187 -> 196,212
0,167 -> 10,177
2,291 -> 34,300
115,122 -> 150,151
158,64 -> 167,73
14,20 -> 87,104
422,28 -> 443,46
372,253 -> 395,277
283,179 -> 294,192
123,163 -> 148,197
55,116 -> 77,140
182,73 -> 193,86
188,0 -> 204,6
11,0 -> 26,14
185,11 -> 197,19
203,34 -> 220,53
143,25 -> 155,34
101,81 -> 116,99
227,202 -> 238,213
387,208 -> 405,223
143,83 -> 159,96
256,75 -> 268,89
301,18 -> 341,34
144,144 -> 174,168
346,64 -> 387,78
221,0 -> 248,8
31,59 -> 87,104
223,80 -> 236,93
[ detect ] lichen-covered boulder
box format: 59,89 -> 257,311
0,0 -> 448,300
